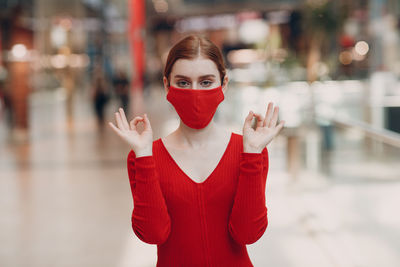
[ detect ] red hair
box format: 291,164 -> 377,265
163,35 -> 226,86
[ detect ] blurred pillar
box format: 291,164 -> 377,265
129,0 -> 145,116
369,0 -> 385,71
129,0 -> 145,91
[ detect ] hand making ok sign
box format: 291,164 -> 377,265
108,108 -> 153,157
243,102 -> 285,153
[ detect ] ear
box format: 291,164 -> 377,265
221,75 -> 229,94
163,76 -> 169,93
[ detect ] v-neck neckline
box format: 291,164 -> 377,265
159,132 -> 235,186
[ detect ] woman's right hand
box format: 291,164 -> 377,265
108,108 -> 153,157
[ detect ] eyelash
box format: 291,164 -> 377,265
177,80 -> 213,87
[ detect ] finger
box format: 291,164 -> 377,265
143,113 -> 152,131
129,120 -> 135,131
119,108 -> 130,130
263,102 -> 274,127
129,116 -> 143,131
253,113 -> 264,128
115,112 -> 125,130
243,111 -> 254,130
269,106 -> 279,128
274,120 -> 285,135
108,122 -> 124,137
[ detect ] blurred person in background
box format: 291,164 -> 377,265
112,69 -> 130,113
0,66 -> 13,127
0,78 -> 4,122
108,35 -> 285,266
91,68 -> 110,130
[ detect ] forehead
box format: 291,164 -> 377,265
170,57 -> 219,78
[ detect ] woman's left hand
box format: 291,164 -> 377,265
243,102 -> 285,153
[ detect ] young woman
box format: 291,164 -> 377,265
109,35 -> 285,266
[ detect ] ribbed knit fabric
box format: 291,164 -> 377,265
126,132 -> 269,267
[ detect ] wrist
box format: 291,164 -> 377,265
243,146 -> 263,154
134,146 -> 153,158
135,150 -> 153,158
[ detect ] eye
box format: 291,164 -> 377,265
200,80 -> 213,87
176,80 -> 190,88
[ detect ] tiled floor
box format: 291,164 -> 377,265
1,85 -> 399,267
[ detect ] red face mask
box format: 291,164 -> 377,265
166,85 -> 225,129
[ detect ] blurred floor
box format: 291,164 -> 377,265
0,85 -> 400,267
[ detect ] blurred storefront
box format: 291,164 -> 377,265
0,0 -> 399,147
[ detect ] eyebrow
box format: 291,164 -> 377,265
173,74 -> 216,80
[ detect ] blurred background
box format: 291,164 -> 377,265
1,0 -> 400,266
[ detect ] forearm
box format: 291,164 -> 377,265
128,154 -> 171,244
229,149 -> 269,245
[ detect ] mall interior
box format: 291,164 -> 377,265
1,0 -> 400,266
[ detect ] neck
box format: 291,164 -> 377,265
175,119 -> 220,149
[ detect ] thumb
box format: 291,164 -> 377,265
274,120 -> 285,134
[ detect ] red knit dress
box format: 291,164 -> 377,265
126,132 -> 269,267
